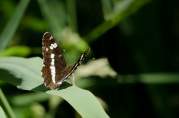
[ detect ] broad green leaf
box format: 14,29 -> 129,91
0,0 -> 30,50
0,57 -> 109,118
0,57 -> 43,90
0,106 -> 7,118
47,86 -> 109,118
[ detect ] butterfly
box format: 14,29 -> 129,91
41,32 -> 88,89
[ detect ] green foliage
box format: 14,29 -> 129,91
0,57 -> 109,118
85,0 -> 150,42
47,86 -> 109,118
0,57 -> 42,90
1,0 -> 178,118
11,93 -> 49,106
0,46 -> 31,57
0,106 -> 7,118
0,0 -> 30,50
0,89 -> 15,118
38,0 -> 66,37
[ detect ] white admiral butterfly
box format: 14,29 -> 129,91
42,32 -> 88,89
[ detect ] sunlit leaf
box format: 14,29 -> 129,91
0,57 -> 109,118
0,106 -> 7,118
47,86 -> 109,118
0,57 -> 43,90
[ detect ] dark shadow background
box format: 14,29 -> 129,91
0,0 -> 179,118
77,0 -> 179,118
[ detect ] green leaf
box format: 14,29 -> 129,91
0,57 -> 43,90
0,106 -> 7,118
47,86 -> 109,118
0,57 -> 109,118
0,0 -> 30,50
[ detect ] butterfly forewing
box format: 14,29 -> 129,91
42,32 -> 67,89
41,32 -> 88,89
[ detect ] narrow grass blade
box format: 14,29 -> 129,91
66,0 -> 78,31
119,74 -> 179,83
0,89 -> 16,118
0,0 -> 30,50
85,0 -> 150,42
101,0 -> 113,20
38,0 -> 66,37
0,106 -> 7,118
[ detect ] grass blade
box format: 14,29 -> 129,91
0,106 -> 7,118
101,0 -> 113,20
0,89 -> 16,118
0,0 -> 30,50
38,0 -> 66,37
85,0 -> 150,42
66,0 -> 78,31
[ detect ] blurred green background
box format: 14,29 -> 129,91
0,0 -> 179,118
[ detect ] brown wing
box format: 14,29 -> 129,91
41,32 -> 66,89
